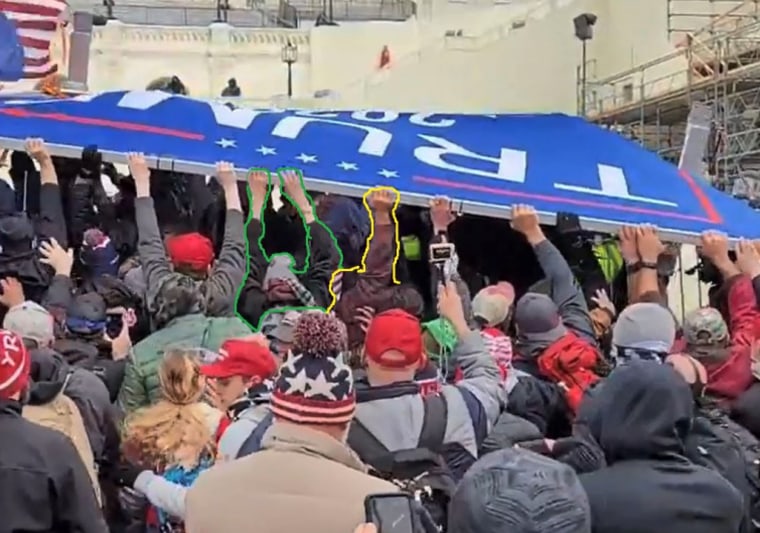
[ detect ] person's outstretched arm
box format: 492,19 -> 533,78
129,153 -> 173,313
511,205 -> 595,344
203,162 -> 246,317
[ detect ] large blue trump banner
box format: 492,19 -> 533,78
0,90 -> 758,240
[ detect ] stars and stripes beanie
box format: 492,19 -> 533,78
270,312 -> 355,425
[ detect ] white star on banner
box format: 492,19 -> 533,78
304,370 -> 338,400
337,161 -> 358,171
285,368 -> 310,394
256,146 -> 276,156
378,169 -> 399,178
216,138 -> 237,148
295,153 -> 318,164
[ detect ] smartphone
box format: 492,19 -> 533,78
105,313 -> 123,339
364,493 -> 416,533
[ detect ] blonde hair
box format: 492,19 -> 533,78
123,349 -> 214,469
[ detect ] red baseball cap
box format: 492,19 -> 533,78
201,338 -> 277,380
364,309 -> 423,369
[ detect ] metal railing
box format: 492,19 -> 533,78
73,3 -> 274,26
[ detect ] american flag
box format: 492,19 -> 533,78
1,0 -> 68,79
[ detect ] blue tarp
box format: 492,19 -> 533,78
0,89 -> 757,241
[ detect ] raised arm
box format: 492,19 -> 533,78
511,205 -> 595,344
203,162 -> 246,317
129,153 -> 174,312
25,139 -> 68,247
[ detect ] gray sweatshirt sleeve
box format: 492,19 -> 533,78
533,239 -> 596,345
452,330 -> 506,425
204,209 -> 246,317
134,471 -> 188,520
134,197 -> 173,313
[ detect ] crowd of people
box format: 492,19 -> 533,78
2,135 -> 760,533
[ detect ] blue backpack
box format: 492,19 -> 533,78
0,14 -> 24,82
236,412 -> 274,459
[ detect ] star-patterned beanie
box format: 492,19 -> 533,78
270,312 -> 356,425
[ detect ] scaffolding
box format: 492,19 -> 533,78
583,0 -> 760,193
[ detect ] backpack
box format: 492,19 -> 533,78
236,411 -> 274,459
348,394 -> 457,531
536,332 -> 601,415
23,373 -> 102,507
697,408 -> 760,526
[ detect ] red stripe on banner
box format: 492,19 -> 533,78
0,107 -> 206,141
0,0 -> 65,18
678,169 -> 722,223
22,64 -> 58,79
19,35 -> 54,50
412,175 -> 714,223
12,19 -> 59,31
24,55 -> 52,67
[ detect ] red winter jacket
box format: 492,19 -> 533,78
704,275 -> 760,400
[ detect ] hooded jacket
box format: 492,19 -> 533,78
578,361 -> 746,533
29,347 -> 116,463
0,398 -> 108,533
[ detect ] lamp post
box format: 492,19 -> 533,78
573,13 -> 597,117
281,41 -> 298,98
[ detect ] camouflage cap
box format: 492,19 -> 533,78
683,307 -> 728,346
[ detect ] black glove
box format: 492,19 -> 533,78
108,458 -> 144,488
80,145 -> 102,179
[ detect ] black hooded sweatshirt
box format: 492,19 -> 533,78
29,347 -> 118,463
578,361 -> 746,533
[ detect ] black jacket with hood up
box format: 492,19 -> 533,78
578,361 -> 746,533
0,398 -> 108,533
29,347 -> 118,463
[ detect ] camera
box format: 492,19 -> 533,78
429,243 -> 454,266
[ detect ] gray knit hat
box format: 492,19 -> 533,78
612,303 -> 676,359
449,447 -> 591,533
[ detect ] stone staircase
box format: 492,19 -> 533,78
329,0 -> 577,111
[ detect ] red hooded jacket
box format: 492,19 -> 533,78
703,275 -> 760,400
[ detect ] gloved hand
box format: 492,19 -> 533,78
108,457 -> 145,488
79,145 -> 102,179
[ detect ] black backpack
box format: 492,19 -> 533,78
348,394 -> 456,531
687,414 -> 760,528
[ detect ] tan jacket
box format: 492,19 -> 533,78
185,422 -> 398,533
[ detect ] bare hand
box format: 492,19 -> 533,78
353,525 -> 378,533
104,313 -> 132,361
429,196 -> 456,232
215,161 -> 237,189
699,231 -> 730,264
39,238 -> 74,276
437,281 -> 466,331
590,288 -> 616,317
369,189 -> 396,213
25,138 -> 51,164
618,225 -> 638,264
356,306 -> 375,335
247,169 -> 271,207
127,152 -> 150,194
735,239 -> 760,278
636,225 -> 665,263
279,169 -> 310,211
0,277 -> 25,309
510,204 -> 544,244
